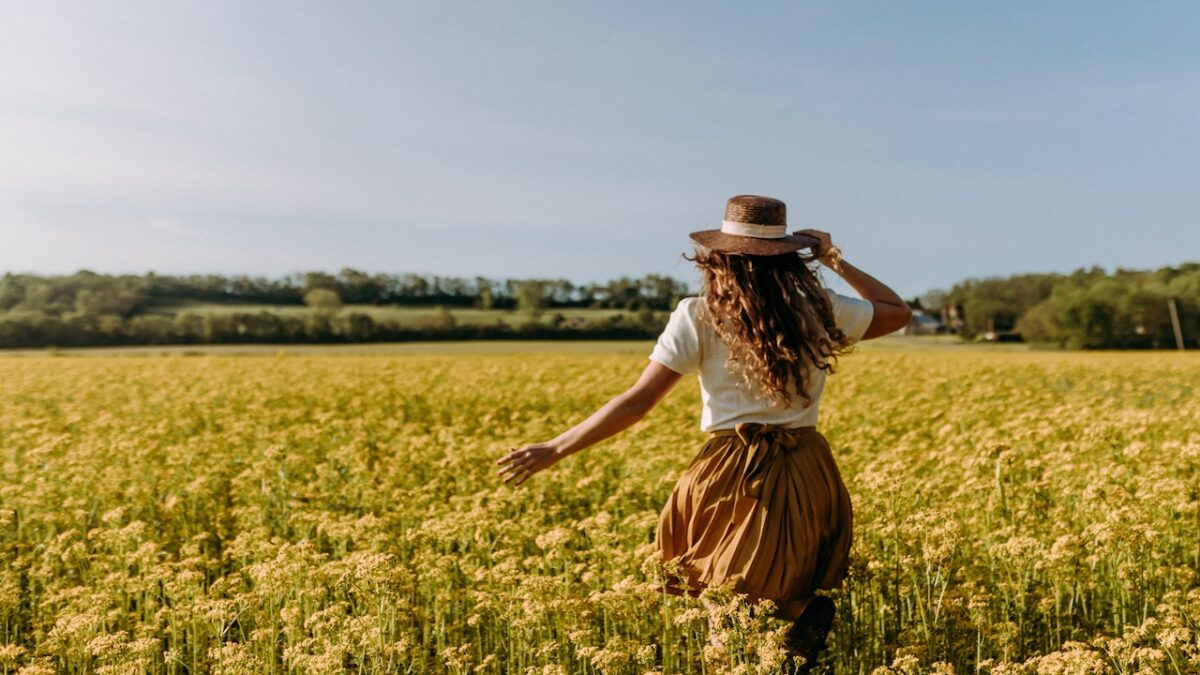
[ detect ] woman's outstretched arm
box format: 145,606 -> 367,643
797,228 -> 913,339
496,360 -> 683,487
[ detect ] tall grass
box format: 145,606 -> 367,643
0,350 -> 1197,673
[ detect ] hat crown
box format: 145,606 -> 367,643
689,193 -> 814,255
724,195 -> 786,226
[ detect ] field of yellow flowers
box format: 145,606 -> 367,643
1,347 -> 1198,674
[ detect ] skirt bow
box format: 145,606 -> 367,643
722,422 -> 813,499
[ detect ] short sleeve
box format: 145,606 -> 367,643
824,288 -> 875,344
649,298 -> 702,375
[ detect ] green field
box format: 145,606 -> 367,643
146,301 -> 630,327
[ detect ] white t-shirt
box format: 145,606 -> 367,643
649,288 -> 875,431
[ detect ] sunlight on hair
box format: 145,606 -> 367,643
684,247 -> 855,408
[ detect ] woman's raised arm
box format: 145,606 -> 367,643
797,229 -> 913,339
496,360 -> 683,486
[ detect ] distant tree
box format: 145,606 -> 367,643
342,312 -> 377,340
477,285 -> 495,310
304,288 -> 342,313
174,312 -> 205,342
337,268 -> 383,304
642,274 -> 689,310
514,281 -> 548,318
96,314 -> 126,340
304,312 -> 333,341
203,314 -> 233,343
633,306 -> 662,330
543,279 -> 575,304
127,315 -> 175,345
398,274 -> 430,302
920,289 -> 947,313
421,306 -> 457,331
0,275 -> 23,311
237,311 -> 283,341
304,272 -> 338,294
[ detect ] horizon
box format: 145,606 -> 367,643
3,258 -> 1194,304
4,2 -> 1199,300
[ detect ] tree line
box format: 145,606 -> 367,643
0,269 -> 689,312
930,262 -> 1199,349
1,263 -> 1196,349
0,270 -> 684,349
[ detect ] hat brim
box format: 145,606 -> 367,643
689,230 -> 820,256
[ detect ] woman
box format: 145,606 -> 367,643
496,195 -> 912,668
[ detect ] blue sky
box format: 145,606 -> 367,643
2,1 -> 1197,299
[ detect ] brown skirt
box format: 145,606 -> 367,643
655,422 -> 853,606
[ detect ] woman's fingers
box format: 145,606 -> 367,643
497,445 -> 552,485
498,457 -> 528,480
497,448 -> 523,478
512,467 -> 532,486
504,459 -> 538,485
497,452 -> 526,472
496,453 -> 521,471
501,464 -> 527,484
795,229 -> 834,256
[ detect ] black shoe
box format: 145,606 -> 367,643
783,596 -> 835,672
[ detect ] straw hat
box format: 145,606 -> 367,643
689,195 -> 820,255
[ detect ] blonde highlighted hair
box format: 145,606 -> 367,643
685,247 -> 854,407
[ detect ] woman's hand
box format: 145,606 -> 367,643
496,442 -> 565,487
495,362 -> 681,488
796,228 -> 843,273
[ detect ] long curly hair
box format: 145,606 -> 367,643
684,246 -> 855,408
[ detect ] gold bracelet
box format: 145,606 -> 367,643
824,245 -> 844,274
